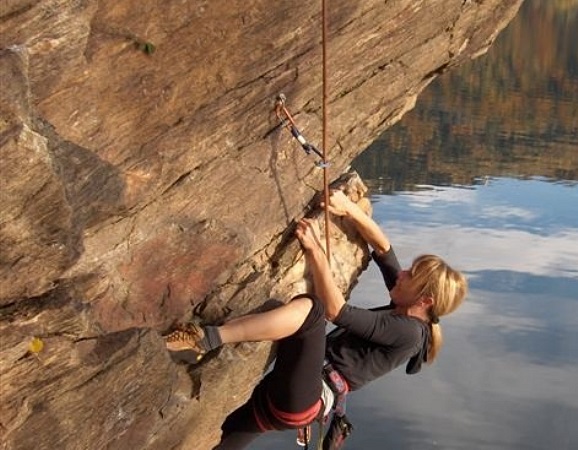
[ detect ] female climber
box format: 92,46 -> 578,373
164,190 -> 468,450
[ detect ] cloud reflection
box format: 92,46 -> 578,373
479,205 -> 538,221
383,222 -> 578,280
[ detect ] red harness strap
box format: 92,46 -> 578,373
252,385 -> 323,432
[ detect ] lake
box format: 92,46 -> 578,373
252,0 -> 578,448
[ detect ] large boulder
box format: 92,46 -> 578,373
0,1 -> 523,449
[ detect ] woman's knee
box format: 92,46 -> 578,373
290,293 -> 325,330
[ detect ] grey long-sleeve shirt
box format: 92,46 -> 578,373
325,248 -> 430,391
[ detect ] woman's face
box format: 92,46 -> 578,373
390,269 -> 421,307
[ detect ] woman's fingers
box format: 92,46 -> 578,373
321,190 -> 350,216
295,218 -> 322,250
295,219 -> 311,242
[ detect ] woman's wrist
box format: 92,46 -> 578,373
343,201 -> 364,223
303,243 -> 327,263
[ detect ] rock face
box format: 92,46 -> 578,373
0,1 -> 523,449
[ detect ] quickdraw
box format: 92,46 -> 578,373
274,91 -> 333,267
274,94 -> 330,169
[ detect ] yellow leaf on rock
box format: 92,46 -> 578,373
28,337 -> 44,354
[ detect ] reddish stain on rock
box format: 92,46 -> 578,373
92,226 -> 242,332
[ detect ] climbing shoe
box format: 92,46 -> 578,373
164,322 -> 208,362
323,414 -> 353,450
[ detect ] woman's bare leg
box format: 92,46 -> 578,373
218,297 -> 313,344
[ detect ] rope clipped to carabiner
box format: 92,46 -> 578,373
275,94 -> 330,169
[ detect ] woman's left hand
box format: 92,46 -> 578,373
295,218 -> 324,252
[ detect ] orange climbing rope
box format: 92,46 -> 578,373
321,0 -> 331,265
274,0 -> 332,265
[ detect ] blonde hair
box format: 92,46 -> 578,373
409,254 -> 468,363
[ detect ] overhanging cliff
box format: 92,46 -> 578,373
0,1 -> 523,449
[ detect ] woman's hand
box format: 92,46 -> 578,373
324,189 -> 392,255
295,218 -> 324,253
295,217 -> 346,320
323,190 -> 354,217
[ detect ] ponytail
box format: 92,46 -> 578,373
428,322 -> 443,363
410,255 -> 468,364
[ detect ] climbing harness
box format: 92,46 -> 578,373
295,375 -> 333,448
295,361 -> 353,450
322,362 -> 349,417
321,362 -> 353,450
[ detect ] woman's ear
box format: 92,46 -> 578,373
420,295 -> 435,308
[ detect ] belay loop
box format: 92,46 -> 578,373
275,94 -> 330,168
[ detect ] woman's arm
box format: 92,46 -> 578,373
295,218 -> 346,321
325,191 -> 391,256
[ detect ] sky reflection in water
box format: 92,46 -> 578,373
345,178 -> 578,450
252,178 -> 578,450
